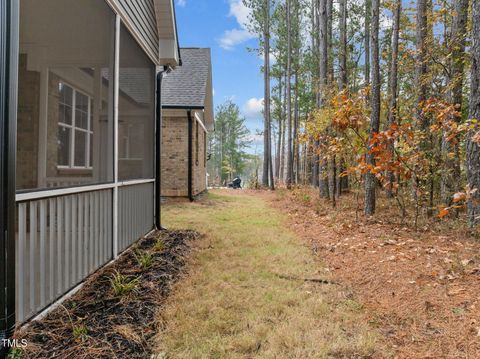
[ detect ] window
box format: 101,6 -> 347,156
57,82 -> 93,170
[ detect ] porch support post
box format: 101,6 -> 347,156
112,15 -> 120,258
0,0 -> 19,352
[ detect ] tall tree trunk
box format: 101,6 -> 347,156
364,0 -> 370,94
414,0 -> 431,214
385,0 -> 401,198
365,0 -> 380,216
337,159 -> 348,196
286,0 -> 293,189
275,76 -> 283,180
330,0 -> 347,202
264,0 -> 274,190
318,0 -> 329,198
339,0 -> 348,90
312,0 -> 320,187
441,0 -> 468,205
467,0 -> 480,226
294,71 -> 300,183
280,72 -> 287,181
304,143 -> 308,184
415,0 -> 429,131
327,0 -> 334,84
293,0 -> 299,185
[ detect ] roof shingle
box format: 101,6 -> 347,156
162,48 -> 211,108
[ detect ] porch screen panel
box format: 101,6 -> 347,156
16,0 -> 115,191
118,24 -> 155,181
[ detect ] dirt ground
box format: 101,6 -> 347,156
264,187 -> 480,359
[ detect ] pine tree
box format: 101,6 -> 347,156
365,0 -> 380,215
243,0 -> 275,189
467,0 -> 480,226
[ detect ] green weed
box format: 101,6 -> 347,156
109,270 -> 140,296
134,250 -> 153,268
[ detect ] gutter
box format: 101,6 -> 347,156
187,110 -> 194,201
162,105 -> 204,110
155,66 -> 172,230
0,1 -> 19,355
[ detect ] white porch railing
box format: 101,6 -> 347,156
15,180 -> 154,324
118,182 -> 154,253
16,189 -> 112,323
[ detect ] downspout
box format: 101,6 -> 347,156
0,0 -> 19,354
155,66 -> 169,230
187,110 -> 194,201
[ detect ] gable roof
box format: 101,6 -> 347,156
162,48 -> 214,129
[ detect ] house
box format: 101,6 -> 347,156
0,0 -> 180,337
161,48 -> 214,199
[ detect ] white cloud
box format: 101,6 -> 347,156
218,0 -> 255,50
219,29 -> 253,50
243,97 -> 264,118
176,0 -> 186,7
229,0 -> 250,29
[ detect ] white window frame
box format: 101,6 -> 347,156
57,81 -> 93,170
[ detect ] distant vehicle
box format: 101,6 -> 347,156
227,177 -> 242,189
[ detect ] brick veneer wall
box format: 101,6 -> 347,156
16,54 -> 40,190
161,115 -> 188,197
161,112 -> 208,197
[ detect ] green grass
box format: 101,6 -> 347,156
155,190 -> 383,358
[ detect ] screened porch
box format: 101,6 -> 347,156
15,0 -> 158,324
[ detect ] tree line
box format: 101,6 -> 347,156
244,0 -> 480,226
208,101 -> 256,186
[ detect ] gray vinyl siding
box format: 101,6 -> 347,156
117,0 -> 159,58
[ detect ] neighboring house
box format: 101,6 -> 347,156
161,48 -> 214,199
0,0 -> 180,335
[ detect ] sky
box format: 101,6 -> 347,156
174,0 -> 265,153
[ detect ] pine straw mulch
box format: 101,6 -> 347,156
261,187 -> 480,359
15,229 -> 199,359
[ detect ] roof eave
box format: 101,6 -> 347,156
154,0 -> 180,66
